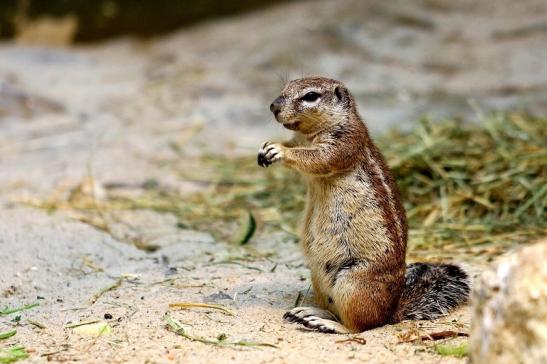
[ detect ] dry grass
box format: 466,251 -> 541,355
384,113 -> 546,260
23,113 -> 546,262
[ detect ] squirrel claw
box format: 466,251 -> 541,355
257,152 -> 271,167
258,141 -> 282,167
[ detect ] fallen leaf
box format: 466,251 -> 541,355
72,321 -> 111,337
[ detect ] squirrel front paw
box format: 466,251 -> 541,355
257,141 -> 284,167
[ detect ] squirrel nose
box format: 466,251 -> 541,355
270,96 -> 285,115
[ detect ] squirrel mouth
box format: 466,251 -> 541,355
282,121 -> 300,131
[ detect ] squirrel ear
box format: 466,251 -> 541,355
334,86 -> 347,104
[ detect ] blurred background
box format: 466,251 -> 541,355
1,0 -> 546,156
0,2 -> 546,362
1,0 -> 546,244
0,0 -> 291,41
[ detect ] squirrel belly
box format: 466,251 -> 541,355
259,77 -> 470,333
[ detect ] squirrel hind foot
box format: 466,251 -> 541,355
300,316 -> 350,334
283,307 -> 351,334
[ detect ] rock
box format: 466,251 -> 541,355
469,239 -> 547,364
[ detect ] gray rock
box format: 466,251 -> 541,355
469,239 -> 547,364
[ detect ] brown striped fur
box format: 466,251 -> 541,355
258,77 -> 469,333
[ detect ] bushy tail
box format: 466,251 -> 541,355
395,263 -> 470,321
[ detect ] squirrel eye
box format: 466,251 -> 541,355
301,92 -> 321,102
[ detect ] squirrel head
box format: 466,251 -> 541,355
270,77 -> 355,135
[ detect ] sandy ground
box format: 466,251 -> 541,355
1,0 -> 546,363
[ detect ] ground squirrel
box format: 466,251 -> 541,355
257,77 -> 470,333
